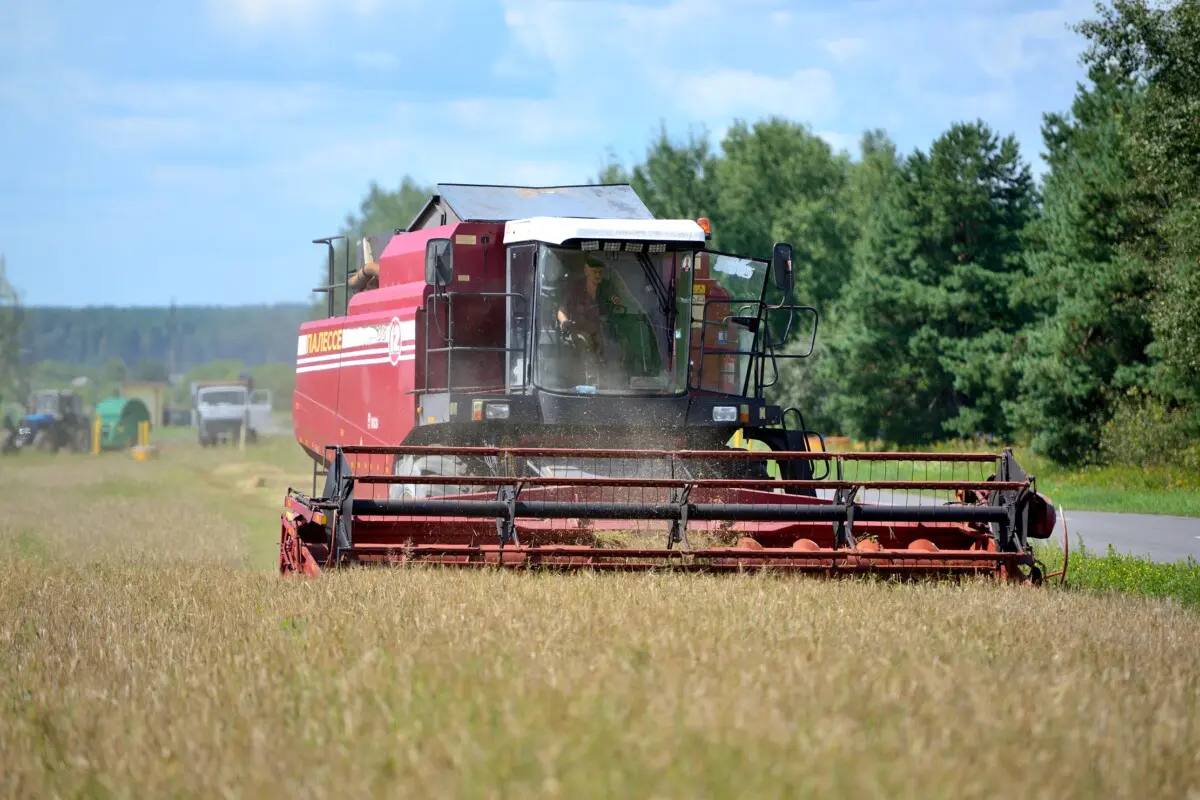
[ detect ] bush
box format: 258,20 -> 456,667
1099,389 -> 1200,471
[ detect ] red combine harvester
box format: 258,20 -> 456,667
281,184 -> 1056,578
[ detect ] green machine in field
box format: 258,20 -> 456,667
95,397 -> 152,450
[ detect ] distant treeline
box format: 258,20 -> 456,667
19,304 -> 311,371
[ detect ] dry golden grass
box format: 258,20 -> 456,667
2,438 -> 1199,798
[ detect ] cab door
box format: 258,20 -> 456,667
506,244 -> 537,393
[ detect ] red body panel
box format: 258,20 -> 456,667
293,222 -> 506,459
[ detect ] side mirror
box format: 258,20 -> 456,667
771,242 -> 795,296
425,238 -> 454,286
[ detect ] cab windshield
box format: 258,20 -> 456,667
534,244 -> 692,395
200,390 -> 245,405
33,392 -> 60,415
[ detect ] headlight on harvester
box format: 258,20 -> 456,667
485,402 -> 511,420
712,406 -> 738,422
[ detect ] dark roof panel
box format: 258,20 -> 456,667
436,184 -> 654,222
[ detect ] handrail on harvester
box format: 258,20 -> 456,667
334,443 -> 1003,462
354,475 -> 1025,491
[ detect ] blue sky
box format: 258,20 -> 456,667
1,0 -> 1093,307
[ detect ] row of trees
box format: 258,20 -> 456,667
19,304 -> 312,370
340,1 -> 1194,465
602,119 -> 1039,443
591,0 -> 1197,464
0,256 -> 22,409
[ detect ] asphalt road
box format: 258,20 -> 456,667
839,488 -> 1199,564
1048,510 -> 1200,564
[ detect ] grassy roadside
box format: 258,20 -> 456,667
1036,541 -> 1200,608
1016,449 -> 1200,517
856,439 -> 1200,518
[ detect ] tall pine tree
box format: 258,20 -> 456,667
826,122 -> 1034,443
1080,0 -> 1200,409
783,131 -> 903,430
1009,73 -> 1151,462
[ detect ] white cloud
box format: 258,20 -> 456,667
445,98 -> 593,146
208,0 -> 382,29
966,5 -> 1083,81
823,36 -> 866,63
671,68 -> 837,122
352,50 -> 400,71
815,129 -> 856,154
496,0 -> 839,134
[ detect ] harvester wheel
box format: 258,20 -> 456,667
1001,559 -> 1044,585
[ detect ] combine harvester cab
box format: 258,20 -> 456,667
282,184 -> 1056,579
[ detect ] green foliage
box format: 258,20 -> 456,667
824,122 -> 1035,443
1037,541 -> 1200,608
132,359 -> 169,382
779,131 -> 903,429
21,304 -> 311,371
247,363 -> 295,411
603,120 -> 854,308
1084,0 -> 1200,407
344,177 -> 431,237
1008,73 -> 1152,462
1099,388 -> 1200,471
715,118 -> 854,307
0,254 -> 26,408
1029,0 -> 1200,455
1078,0 -> 1200,201
324,177 -> 432,316
601,126 -> 718,222
1149,201 -> 1200,399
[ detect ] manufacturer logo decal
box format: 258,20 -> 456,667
387,317 -> 404,366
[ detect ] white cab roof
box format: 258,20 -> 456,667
503,216 -> 706,246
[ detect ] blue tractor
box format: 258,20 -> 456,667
11,390 -> 91,453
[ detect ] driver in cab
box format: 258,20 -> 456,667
555,255 -> 625,348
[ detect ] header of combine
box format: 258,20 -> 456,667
282,183 -> 1059,579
